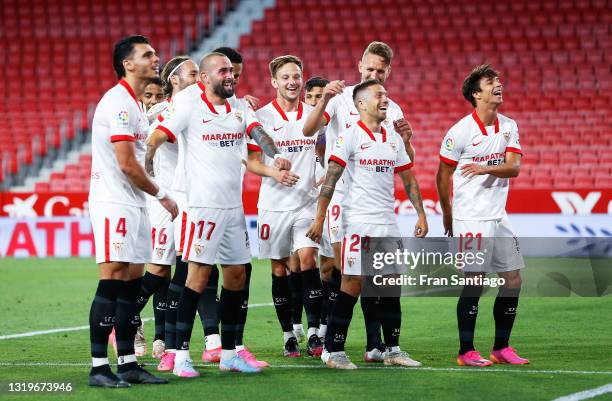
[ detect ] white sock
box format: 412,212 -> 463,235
117,354 -> 137,365
307,327 -> 317,338
236,345 -> 245,352
175,350 -> 189,366
319,324 -> 327,338
293,323 -> 304,332
221,349 -> 236,361
205,334 -> 221,350
283,331 -> 296,342
92,357 -> 109,367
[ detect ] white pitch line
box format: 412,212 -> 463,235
551,384 -> 612,401
0,362 -> 611,376
0,303 -> 274,341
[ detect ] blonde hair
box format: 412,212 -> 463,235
362,41 -> 393,64
269,55 -> 303,78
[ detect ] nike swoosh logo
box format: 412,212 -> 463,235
350,112 -> 359,116
203,119 -> 213,123
472,141 -> 482,146
360,144 -> 372,150
273,127 -> 283,131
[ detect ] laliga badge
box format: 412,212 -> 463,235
234,111 -> 243,123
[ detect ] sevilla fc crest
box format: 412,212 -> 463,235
348,257 -> 356,266
234,111 -> 243,123
194,245 -> 203,256
503,132 -> 510,141
155,247 -> 165,258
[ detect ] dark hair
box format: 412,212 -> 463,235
305,76 -> 329,92
462,64 -> 499,107
113,35 -> 151,79
160,55 -> 191,97
146,76 -> 163,87
352,78 -> 381,106
213,47 -> 243,64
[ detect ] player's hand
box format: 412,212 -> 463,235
160,196 -> 179,221
244,94 -> 260,110
273,169 -> 300,187
460,163 -> 487,178
393,118 -> 413,143
323,80 -> 345,101
274,156 -> 292,171
306,219 -> 325,244
414,214 -> 428,238
443,212 -> 453,237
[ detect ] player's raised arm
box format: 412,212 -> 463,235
246,147 -> 299,187
398,168 -> 428,238
249,124 -> 292,170
144,128 -> 170,176
436,161 -> 455,237
114,140 -> 178,219
302,80 -> 345,137
460,151 -> 522,179
306,159 -> 344,243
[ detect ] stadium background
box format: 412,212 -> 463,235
0,2 -> 611,400
1,0 -> 611,257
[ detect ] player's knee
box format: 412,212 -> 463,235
222,267 -> 245,291
340,275 -> 361,297
297,248 -> 317,270
271,260 -> 288,276
147,263 -> 171,277
320,262 -> 333,281
501,271 -> 522,289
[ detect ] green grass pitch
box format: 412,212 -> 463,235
0,258 -> 611,401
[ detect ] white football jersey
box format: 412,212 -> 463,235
439,111 -> 523,220
158,82 -> 259,209
322,85 -> 404,194
251,100 -> 318,211
89,79 -> 149,206
147,100 -> 178,192
331,121 -> 412,225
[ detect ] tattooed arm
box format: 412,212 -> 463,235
306,160 -> 344,243
398,169 -> 428,237
144,129 -> 169,177
249,125 -> 291,170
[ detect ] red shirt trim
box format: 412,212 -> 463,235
471,110 -> 499,136
246,122 -> 262,138
440,155 -> 458,166
323,111 -> 331,124
394,163 -> 413,173
357,120 -> 385,142
118,79 -> 143,112
329,155 -> 346,167
157,125 -> 176,143
272,99 -> 304,121
505,147 -> 523,155
199,82 -> 231,114
247,143 -> 262,152
110,134 -> 135,143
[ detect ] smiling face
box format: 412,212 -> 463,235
171,60 -> 199,92
125,43 -> 160,80
141,82 -> 164,109
201,55 -> 235,99
355,83 -> 389,122
474,75 -> 503,106
358,53 -> 391,84
272,62 -> 303,102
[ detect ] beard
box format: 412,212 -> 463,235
213,79 -> 235,99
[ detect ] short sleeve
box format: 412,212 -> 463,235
506,121 -> 523,155
109,100 -> 137,143
389,101 -> 405,122
395,136 -> 413,173
157,92 -> 192,143
323,96 -> 338,125
329,130 -> 353,167
244,102 -> 262,137
439,127 -> 466,166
